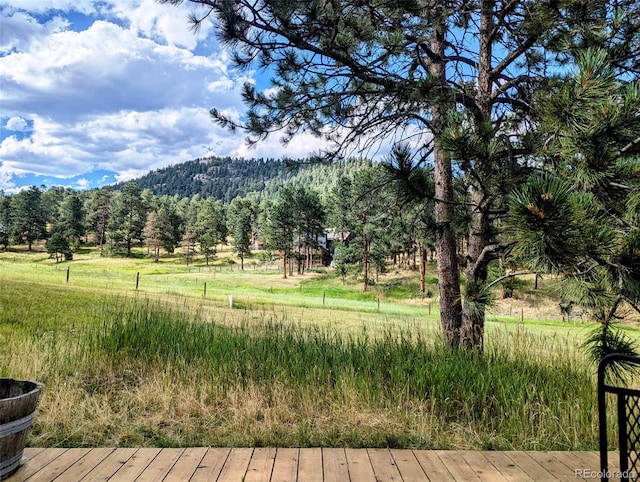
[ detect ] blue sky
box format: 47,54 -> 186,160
0,0 -> 334,193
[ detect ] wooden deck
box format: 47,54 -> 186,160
6,447 -> 624,481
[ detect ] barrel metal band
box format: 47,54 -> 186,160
0,412 -> 35,438
0,452 -> 23,477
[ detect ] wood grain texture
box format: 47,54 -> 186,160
5,448 -> 609,481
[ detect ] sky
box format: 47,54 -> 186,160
0,0 -> 336,193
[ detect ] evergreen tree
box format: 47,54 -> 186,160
46,225 -> 71,262
87,188 -> 112,256
330,164 -> 392,291
293,186 -> 326,273
143,207 -> 176,261
107,182 -> 147,257
508,49 -> 640,363
10,186 -> 47,251
156,194 -> 184,250
41,187 -> 66,227
180,196 -> 203,265
194,197 -> 228,266
0,193 -> 10,250
227,196 -> 257,269
59,192 -> 86,250
162,0 -> 639,350
263,186 -> 297,278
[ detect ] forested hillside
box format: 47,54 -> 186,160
123,156 -> 367,201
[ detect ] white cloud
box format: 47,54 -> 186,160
0,1 -> 97,15
105,0 -> 214,49
5,116 -> 29,131
114,168 -> 146,183
0,1 -> 342,192
0,20 -> 234,120
0,11 -> 70,53
0,163 -> 17,192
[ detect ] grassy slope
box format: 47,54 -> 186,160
1,245 -> 636,450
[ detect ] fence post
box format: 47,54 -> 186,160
66,267 -> 70,283
136,272 -> 140,290
204,282 -> 207,297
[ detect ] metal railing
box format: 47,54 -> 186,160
598,353 -> 640,482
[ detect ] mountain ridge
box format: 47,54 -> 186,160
119,155 -> 369,201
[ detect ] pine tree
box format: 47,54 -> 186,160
143,208 -> 176,261
227,196 -> 257,269
263,186 -> 297,278
508,49 -> 640,364
10,186 -> 47,251
194,197 -> 228,266
59,192 -> 86,250
162,0 -> 639,350
47,225 -> 72,262
107,182 -> 147,257
0,194 -> 10,250
87,188 -> 112,256
330,164 -> 393,291
293,186 -> 326,273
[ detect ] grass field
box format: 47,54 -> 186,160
1,244 -> 636,450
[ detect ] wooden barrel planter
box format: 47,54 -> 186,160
0,379 -> 42,480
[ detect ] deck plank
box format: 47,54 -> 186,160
321,448 -> 349,482
344,448 -> 376,482
297,447 -> 323,482
189,448 -> 231,482
413,450 -> 455,481
567,450 -> 599,468
270,448 -> 299,482
367,448 -> 403,481
525,451 -> 581,481
55,448 -> 115,481
435,450 -> 481,481
557,451 -> 596,478
480,451 -> 534,481
78,448 -> 138,482
503,452 -> 555,481
21,448 -> 46,461
244,447 -> 276,482
458,450 -> 509,482
389,449 -> 428,481
163,447 -> 208,482
9,448 -> 68,482
134,447 -> 183,482
108,447 -> 161,482
216,447 -> 253,482
4,448 -> 619,481
27,448 -> 87,482
570,450 -> 626,480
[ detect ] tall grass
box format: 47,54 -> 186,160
0,251 -> 614,450
24,298 -> 594,450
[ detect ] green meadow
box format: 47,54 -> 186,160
1,245 -> 635,450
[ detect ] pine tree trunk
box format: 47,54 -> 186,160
419,243 -> 427,294
460,0 -> 494,352
99,221 -> 106,256
363,235 -> 369,292
461,190 -> 490,352
430,13 -> 462,348
283,251 -> 287,279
